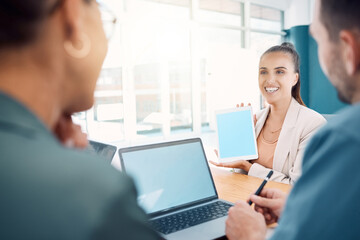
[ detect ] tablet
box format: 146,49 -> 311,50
215,106 -> 258,163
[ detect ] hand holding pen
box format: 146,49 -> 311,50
247,171 -> 288,225
248,170 -> 273,205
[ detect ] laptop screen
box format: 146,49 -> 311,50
119,139 -> 217,215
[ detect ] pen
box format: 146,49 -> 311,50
248,170 -> 273,206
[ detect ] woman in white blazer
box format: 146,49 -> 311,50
211,42 -> 326,184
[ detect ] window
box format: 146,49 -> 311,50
73,0 -> 284,144
149,0 -> 190,7
128,0 -> 191,137
250,4 -> 283,31
199,0 -> 243,27
250,32 -> 282,57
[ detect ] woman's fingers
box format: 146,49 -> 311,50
209,160 -> 244,169
209,160 -> 222,167
236,103 -> 245,108
214,149 -> 219,157
236,102 -> 252,108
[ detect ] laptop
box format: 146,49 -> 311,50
118,138 -> 233,240
86,140 -> 117,164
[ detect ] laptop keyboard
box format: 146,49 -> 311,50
150,201 -> 233,235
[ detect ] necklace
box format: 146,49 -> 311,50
261,125 -> 281,144
264,114 -> 283,134
269,127 -> 282,133
262,113 -> 283,142
264,121 -> 282,134
261,131 -> 279,144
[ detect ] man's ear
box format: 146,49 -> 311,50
62,0 -> 83,43
339,30 -> 360,76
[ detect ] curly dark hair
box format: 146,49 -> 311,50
0,0 -> 91,49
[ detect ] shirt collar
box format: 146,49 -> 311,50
0,91 -> 54,139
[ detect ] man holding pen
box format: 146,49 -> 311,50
225,0 -> 360,239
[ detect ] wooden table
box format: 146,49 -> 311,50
210,166 -> 291,203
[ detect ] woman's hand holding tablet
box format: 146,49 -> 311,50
214,105 -> 258,164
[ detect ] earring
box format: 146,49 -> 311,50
64,33 -> 91,59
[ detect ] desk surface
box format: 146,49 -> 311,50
210,166 -> 291,203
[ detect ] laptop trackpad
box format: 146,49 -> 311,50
165,216 -> 227,240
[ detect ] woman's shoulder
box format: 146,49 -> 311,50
298,104 -> 326,122
296,104 -> 327,131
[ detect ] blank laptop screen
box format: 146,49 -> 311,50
121,140 -> 217,215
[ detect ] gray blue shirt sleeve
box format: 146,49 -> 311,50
270,105 -> 360,240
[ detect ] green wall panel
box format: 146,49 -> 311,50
287,25 -> 348,114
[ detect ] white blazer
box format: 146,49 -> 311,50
247,98 -> 326,184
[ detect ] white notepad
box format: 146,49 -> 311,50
215,106 -> 258,163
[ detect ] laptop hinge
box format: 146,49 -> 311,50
149,196 -> 219,218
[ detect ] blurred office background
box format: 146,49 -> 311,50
73,0 -> 346,151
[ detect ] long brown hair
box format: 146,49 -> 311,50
261,42 -> 305,106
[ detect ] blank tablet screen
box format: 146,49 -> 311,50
216,107 -> 258,161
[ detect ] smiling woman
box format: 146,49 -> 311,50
211,42 -> 326,185
260,42 -> 305,106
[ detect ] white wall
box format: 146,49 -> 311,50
237,0 -> 315,29
284,0 -> 315,29
205,46 -> 259,130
